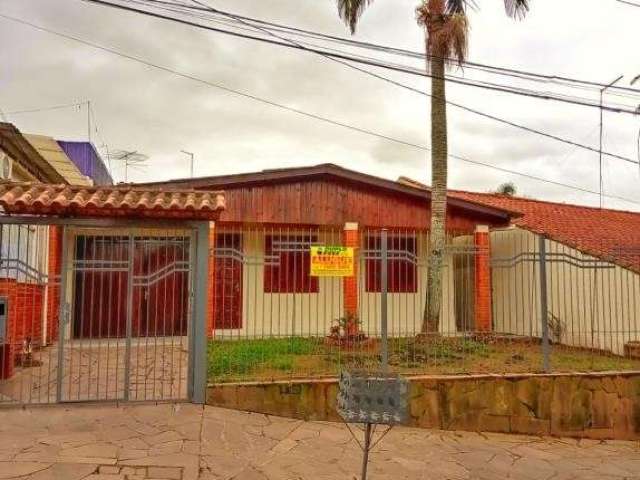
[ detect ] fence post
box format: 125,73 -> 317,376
380,229 -> 388,373
192,221 -> 210,404
55,226 -> 69,403
538,234 -> 551,373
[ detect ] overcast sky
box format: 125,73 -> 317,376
1,0 -> 639,210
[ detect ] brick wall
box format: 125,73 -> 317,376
46,226 -> 62,345
0,278 -> 45,378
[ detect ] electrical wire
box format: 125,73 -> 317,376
79,0 -> 640,169
84,0 -> 640,115
121,0 -> 640,98
4,101 -> 86,116
1,11 -> 639,206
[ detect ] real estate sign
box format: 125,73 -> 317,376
310,246 -> 354,277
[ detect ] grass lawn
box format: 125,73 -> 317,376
207,336 -> 640,383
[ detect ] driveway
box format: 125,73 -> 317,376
0,403 -> 638,480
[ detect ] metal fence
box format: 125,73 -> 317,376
209,225 -> 640,383
0,217 -> 209,405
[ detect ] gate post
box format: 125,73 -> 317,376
538,234 -> 551,373
55,226 -> 69,403
192,221 -> 210,404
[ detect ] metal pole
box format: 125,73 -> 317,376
380,229 -> 388,373
191,221 -> 210,404
361,422 -> 372,480
55,226 -> 69,403
123,234 -> 135,401
181,150 -> 195,178
538,234 -> 550,373
599,75 -> 624,209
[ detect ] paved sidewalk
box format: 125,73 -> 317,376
0,403 -> 639,479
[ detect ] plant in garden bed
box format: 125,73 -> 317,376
325,312 -> 373,348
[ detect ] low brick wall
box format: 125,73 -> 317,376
207,372 -> 640,440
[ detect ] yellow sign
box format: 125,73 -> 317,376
310,246 -> 354,277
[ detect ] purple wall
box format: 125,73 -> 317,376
57,141 -> 113,186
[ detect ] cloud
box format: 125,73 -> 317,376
0,0 -> 638,212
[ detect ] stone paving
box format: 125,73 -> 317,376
0,403 -> 639,480
0,339 -> 188,404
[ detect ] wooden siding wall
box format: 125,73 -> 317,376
212,179 -> 504,231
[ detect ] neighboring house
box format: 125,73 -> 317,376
23,134 -> 92,186
0,123 -> 113,378
57,141 -> 113,186
445,190 -> 640,356
0,123 -> 69,374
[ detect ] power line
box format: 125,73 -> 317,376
127,0 -> 640,109
86,0 -> 640,168
1,12 -> 639,207
123,0 -> 640,97
83,0 -> 640,116
4,101 -> 86,116
616,0 -> 640,6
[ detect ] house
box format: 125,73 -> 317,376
136,163 -> 640,358
0,123 -> 112,379
444,189 -> 640,356
0,123 -> 70,378
57,140 -> 113,186
135,164 -> 513,339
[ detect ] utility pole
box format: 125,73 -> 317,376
181,150 -> 195,178
599,75 -> 624,208
632,75 -> 640,174
87,100 -> 91,144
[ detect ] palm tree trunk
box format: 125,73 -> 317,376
422,52 -> 448,334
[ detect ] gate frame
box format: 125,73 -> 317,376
0,215 -> 210,404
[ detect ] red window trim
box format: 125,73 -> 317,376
264,234 -> 319,294
365,233 -> 418,293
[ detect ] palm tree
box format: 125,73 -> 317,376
335,0 -> 530,334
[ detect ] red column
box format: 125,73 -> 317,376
474,225 -> 492,332
46,226 -> 62,345
0,281 -> 15,379
206,222 -> 216,338
343,222 -> 359,336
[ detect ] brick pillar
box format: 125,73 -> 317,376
343,222 -> 359,336
0,281 -> 15,379
206,222 -> 216,338
46,226 -> 62,345
474,225 -> 492,332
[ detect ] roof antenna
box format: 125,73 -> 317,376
107,150 -> 149,183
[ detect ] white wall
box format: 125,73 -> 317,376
214,229 -> 459,339
490,227 -> 640,355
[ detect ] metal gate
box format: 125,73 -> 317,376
0,217 -> 210,405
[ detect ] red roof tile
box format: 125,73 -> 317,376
448,190 -> 640,273
0,183 -> 225,220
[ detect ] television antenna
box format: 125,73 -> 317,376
107,150 -> 148,182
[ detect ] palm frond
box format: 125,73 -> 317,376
417,1 -> 469,68
445,0 -> 476,14
336,0 -> 374,34
504,0 -> 530,19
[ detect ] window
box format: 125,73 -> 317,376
365,234 -> 417,293
264,234 -> 319,293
